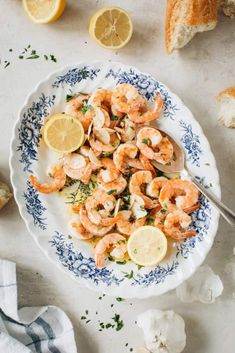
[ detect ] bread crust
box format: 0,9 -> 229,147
165,0 -> 218,53
217,86 -> 235,100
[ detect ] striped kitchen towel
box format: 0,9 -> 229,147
0,259 -> 77,353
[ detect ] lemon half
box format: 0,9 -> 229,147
128,226 -> 168,267
43,114 -> 84,153
22,0 -> 66,24
89,7 -> 133,49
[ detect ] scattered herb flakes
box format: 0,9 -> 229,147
146,216 -> 155,225
19,55 -> 24,59
4,61 -> 10,68
95,311 -> 98,315
116,297 -> 124,302
107,189 -> 117,195
68,234 -> 72,239
44,54 -> 48,60
160,209 -> 167,214
112,313 -> 124,331
66,94 -> 76,102
125,343 -> 129,347
98,296 -> 102,300
133,248 -> 137,254
209,183 -> 213,187
130,348 -> 133,352
85,310 -> 89,315
108,255 -> 115,262
50,54 -> 57,62
137,264 -> 143,270
116,260 -> 127,265
122,270 -> 134,279
105,323 -> 112,329
142,138 -> 151,145
86,319 -> 91,324
205,162 -> 210,166
110,303 -> 114,308
81,316 -> 86,320
110,115 -> 119,121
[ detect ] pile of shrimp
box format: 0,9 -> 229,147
29,83 -> 200,268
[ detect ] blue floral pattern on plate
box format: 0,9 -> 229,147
17,93 -> 55,173
179,120 -> 202,167
50,232 -> 123,286
11,62 -> 220,297
52,66 -> 100,88
23,181 -> 47,230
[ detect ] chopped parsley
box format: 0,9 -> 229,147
122,270 -> 134,279
66,94 -> 76,102
116,297 -> 124,302
112,314 -> 124,331
116,260 -> 127,265
160,209 -> 167,214
110,115 -> 119,121
107,189 -> 117,195
146,216 -> 155,225
142,138 -> 151,145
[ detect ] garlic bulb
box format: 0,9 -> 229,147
137,309 -> 186,353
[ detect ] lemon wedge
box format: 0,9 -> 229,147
89,7 -> 133,49
43,114 -> 84,153
128,226 -> 168,267
22,0 -> 66,24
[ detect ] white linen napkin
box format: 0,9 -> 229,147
0,259 -> 77,353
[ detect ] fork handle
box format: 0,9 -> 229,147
186,170 -> 235,227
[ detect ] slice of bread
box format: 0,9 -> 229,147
165,0 -> 218,53
220,0 -> 235,17
216,87 -> 235,128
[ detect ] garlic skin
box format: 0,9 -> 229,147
0,181 -> 12,210
137,309 -> 186,353
176,265 -> 223,304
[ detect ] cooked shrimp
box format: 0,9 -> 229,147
79,205 -> 113,236
94,233 -> 127,268
97,174 -> 127,195
115,116 -> 136,142
85,189 -> 116,225
117,210 -> 146,235
146,177 -> 168,198
65,94 -> 92,131
129,170 -> 159,209
128,153 -> 157,175
69,212 -> 93,240
98,158 -> 120,183
128,94 -> 164,123
63,154 -> 96,184
113,143 -> 138,173
164,210 -> 196,240
137,128 -> 173,164
89,89 -> 112,109
149,208 -> 167,231
89,131 -> 120,154
112,84 -> 145,114
29,165 -> 66,194
159,179 -> 199,212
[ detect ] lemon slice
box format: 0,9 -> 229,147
43,114 -> 84,153
22,0 -> 66,24
128,226 -> 168,267
89,7 -> 133,49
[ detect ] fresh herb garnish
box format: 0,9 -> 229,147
116,297 -> 124,302
146,216 -> 155,225
160,209 -> 167,214
122,270 -> 134,279
137,264 -> 144,270
116,260 -> 127,265
112,314 -> 124,331
50,54 -> 57,62
110,115 -> 119,121
107,189 -> 117,195
142,138 -> 151,145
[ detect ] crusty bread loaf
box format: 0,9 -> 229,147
216,87 -> 235,128
165,0 -> 218,53
220,0 -> 235,17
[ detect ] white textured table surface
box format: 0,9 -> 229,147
1,1 -> 235,352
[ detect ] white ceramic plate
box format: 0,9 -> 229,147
10,61 -> 220,298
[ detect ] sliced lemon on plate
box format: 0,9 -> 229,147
22,0 -> 66,24
128,226 -> 168,267
43,114 -> 84,153
89,7 -> 133,49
